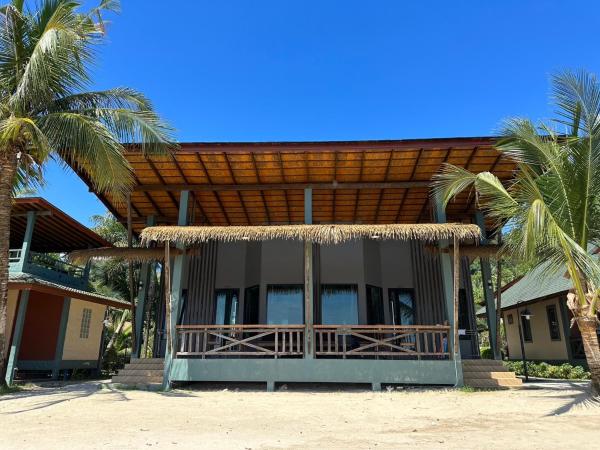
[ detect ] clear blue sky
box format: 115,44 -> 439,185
37,0 -> 600,226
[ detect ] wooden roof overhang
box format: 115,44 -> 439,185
10,198 -> 111,252
75,137 -> 515,234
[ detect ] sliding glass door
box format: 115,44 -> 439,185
388,289 -> 415,326
214,289 -> 239,325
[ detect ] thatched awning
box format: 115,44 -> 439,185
140,223 -> 481,247
68,247 -> 183,264
427,244 -> 502,258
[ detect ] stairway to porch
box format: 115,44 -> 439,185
111,358 -> 164,389
462,360 -> 522,389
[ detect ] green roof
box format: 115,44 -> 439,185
9,272 -> 130,309
477,262 -> 571,315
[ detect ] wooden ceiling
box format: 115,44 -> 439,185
10,198 -> 111,252
83,137 -> 515,234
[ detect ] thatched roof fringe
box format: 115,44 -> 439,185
140,223 -> 481,247
426,244 -> 503,258
68,247 -> 183,264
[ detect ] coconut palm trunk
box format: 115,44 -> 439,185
0,0 -> 175,386
578,316 -> 600,393
0,152 -> 18,387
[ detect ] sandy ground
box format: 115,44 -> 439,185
0,381 -> 599,450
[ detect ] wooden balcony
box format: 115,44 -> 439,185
9,249 -> 88,289
175,324 -> 450,360
176,325 -> 305,358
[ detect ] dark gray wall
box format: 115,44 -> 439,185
180,239 -> 476,329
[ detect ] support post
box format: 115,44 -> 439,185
133,216 -> 156,359
434,193 -> 463,386
475,212 -> 500,359
163,192 -> 190,389
15,211 -> 36,272
52,297 -> 71,379
303,188 -> 314,359
5,290 -> 30,385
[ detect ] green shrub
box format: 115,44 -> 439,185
503,361 -> 590,379
479,347 -> 493,359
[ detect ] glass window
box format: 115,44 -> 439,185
267,285 -> 304,325
521,314 -> 533,342
215,289 -> 239,325
388,289 -> 414,326
243,285 -> 260,324
80,308 -> 92,339
507,314 -> 514,325
546,305 -> 561,341
321,285 -> 359,325
366,285 -> 384,325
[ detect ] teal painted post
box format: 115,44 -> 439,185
475,212 -> 500,360
52,297 -> 71,379
303,188 -> 314,359
163,192 -> 190,389
433,193 -> 463,386
133,216 -> 156,359
5,290 -> 30,385
15,211 -> 36,272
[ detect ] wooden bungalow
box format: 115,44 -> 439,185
6,198 -> 129,384
73,137 -> 521,390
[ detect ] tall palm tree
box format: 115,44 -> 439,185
433,70 -> 600,395
0,0 -> 175,387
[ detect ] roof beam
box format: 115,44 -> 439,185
133,180 -> 432,193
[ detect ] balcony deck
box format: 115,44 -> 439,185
9,249 -> 88,290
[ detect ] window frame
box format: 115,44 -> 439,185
521,313 -> 533,343
80,308 -> 92,339
546,304 -> 562,341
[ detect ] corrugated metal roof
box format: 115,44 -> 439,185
9,272 -> 130,309
477,262 -> 571,315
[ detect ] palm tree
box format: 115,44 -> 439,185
0,0 -> 175,387
433,70 -> 600,395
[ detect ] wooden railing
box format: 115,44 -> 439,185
176,325 -> 305,358
8,249 -> 22,264
314,325 -> 450,359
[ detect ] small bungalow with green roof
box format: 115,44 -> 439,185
480,262 -> 600,365
6,198 -> 130,384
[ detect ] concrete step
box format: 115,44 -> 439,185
129,358 -> 164,364
117,369 -> 164,377
463,365 -> 509,373
463,359 -> 505,366
112,375 -> 164,384
463,371 -> 516,380
123,363 -> 164,371
465,378 -> 523,389
108,382 -> 162,391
